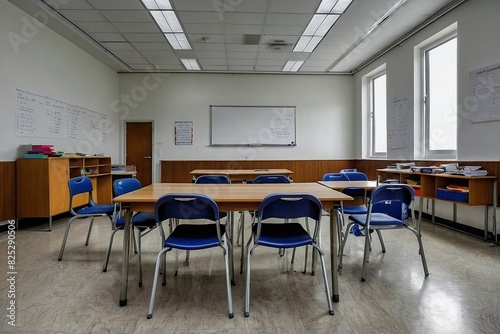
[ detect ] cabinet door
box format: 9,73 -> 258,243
48,159 -> 70,215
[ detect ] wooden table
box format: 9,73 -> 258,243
318,180 -> 378,191
190,169 -> 294,182
114,182 -> 352,306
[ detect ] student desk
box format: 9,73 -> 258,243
190,169 -> 294,182
114,182 -> 352,306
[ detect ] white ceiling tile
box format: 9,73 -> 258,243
123,33 -> 167,43
77,22 -> 119,33
268,0 -> 320,14
90,33 -> 127,42
45,0 -> 93,10
59,10 -> 107,22
100,10 -> 153,22
86,0 -> 144,10
10,0 -> 457,73
113,22 -> 160,33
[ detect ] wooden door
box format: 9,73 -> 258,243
126,122 -> 153,186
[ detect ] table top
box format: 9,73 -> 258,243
318,180 -> 378,190
114,182 -> 352,212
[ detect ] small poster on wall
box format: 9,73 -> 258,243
175,121 -> 193,145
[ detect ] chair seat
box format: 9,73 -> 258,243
76,204 -> 114,216
115,212 -> 157,227
252,223 -> 312,248
349,213 -> 404,226
165,224 -> 226,250
339,205 -> 367,215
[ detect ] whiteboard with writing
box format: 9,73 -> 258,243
210,106 -> 296,146
469,62 -> 500,123
16,88 -> 108,142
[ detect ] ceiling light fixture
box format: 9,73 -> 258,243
282,61 -> 304,72
294,0 -> 352,53
142,0 -> 192,50
181,58 -> 201,71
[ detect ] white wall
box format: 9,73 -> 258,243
354,0 -> 500,161
353,0 -> 500,231
118,72 -> 354,179
0,0 -> 120,161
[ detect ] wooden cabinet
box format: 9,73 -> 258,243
16,157 -> 112,230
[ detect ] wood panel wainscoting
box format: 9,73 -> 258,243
160,160 -> 358,183
161,159 -> 500,207
0,161 -> 16,222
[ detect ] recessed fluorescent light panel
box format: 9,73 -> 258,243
283,61 -> 304,72
142,0 -> 172,10
181,58 -> 201,71
142,0 -> 192,50
294,0 -> 352,52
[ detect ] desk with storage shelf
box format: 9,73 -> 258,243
377,169 -> 497,242
16,156 -> 112,230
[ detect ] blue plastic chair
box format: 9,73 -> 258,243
339,168 -> 357,172
239,175 -> 295,273
195,174 -> 231,185
191,175 -> 230,268
147,194 -> 233,319
103,178 -> 159,287
338,184 -> 429,281
322,172 -> 349,182
322,173 -> 369,250
252,174 -> 291,184
244,193 -> 334,317
58,176 -> 115,261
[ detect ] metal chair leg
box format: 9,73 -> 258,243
58,216 -> 78,261
103,228 -> 120,272
85,217 -> 95,246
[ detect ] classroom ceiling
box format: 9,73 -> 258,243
9,0 -> 465,74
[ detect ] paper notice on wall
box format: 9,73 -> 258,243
175,121 -> 193,145
388,97 -> 410,149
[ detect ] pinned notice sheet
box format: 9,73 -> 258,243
175,121 -> 193,145
388,97 -> 410,149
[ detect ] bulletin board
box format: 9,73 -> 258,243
15,88 -> 108,142
210,105 -> 296,146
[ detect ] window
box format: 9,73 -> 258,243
423,36 -> 457,156
371,73 -> 387,156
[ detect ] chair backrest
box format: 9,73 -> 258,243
342,171 -> 368,181
113,178 -> 142,196
252,175 -> 291,184
195,175 -> 231,184
369,184 -> 414,219
339,168 -> 357,172
68,176 -> 93,197
258,193 -> 322,221
68,176 -> 96,213
155,193 -> 220,222
322,173 -> 349,181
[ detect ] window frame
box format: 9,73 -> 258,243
422,34 -> 457,158
370,71 -> 387,157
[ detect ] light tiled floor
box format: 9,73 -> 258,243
1,212 -> 500,334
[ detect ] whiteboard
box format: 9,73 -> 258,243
469,62 -> 500,123
15,88 -> 108,142
210,106 -> 296,146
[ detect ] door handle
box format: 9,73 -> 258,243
144,156 -> 152,159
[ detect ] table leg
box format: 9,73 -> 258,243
120,208 -> 132,306
229,211 -> 235,285
330,207 -> 339,302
